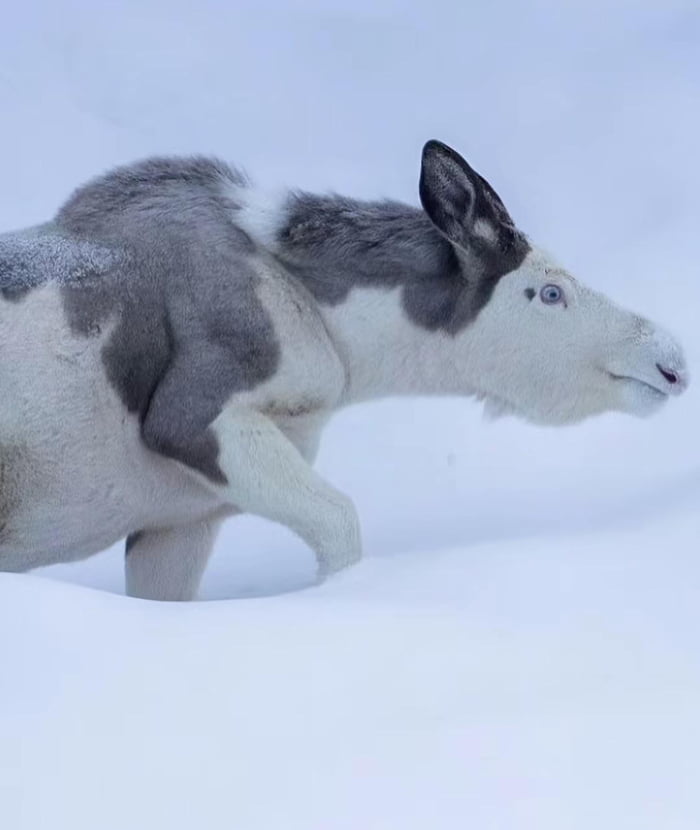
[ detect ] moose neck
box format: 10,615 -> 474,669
322,283 -> 485,404
274,193 -> 486,404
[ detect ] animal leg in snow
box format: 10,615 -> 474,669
125,518 -> 222,601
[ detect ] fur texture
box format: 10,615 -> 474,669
0,141 -> 688,599
54,157 -> 280,481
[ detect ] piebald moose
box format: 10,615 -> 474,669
0,141 -> 688,599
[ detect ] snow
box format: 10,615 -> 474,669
1,2 -> 699,828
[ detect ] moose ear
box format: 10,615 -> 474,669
419,140 -> 514,248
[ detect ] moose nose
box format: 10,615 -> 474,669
656,363 -> 688,393
657,364 -> 679,385
643,323 -> 688,395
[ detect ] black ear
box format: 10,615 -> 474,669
419,140 -> 515,248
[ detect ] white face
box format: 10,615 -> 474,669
418,140 -> 689,425
463,248 -> 688,425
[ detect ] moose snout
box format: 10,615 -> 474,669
655,362 -> 688,395
647,325 -> 689,395
656,363 -> 688,394
606,322 -> 689,405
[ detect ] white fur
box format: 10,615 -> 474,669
126,518 -> 224,601
0,266 -> 353,595
0,202 -> 688,601
209,408 -> 361,579
233,185 -> 288,249
318,247 -> 688,424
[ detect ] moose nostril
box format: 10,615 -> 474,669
657,364 -> 679,385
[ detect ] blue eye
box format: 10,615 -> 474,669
540,284 -> 563,304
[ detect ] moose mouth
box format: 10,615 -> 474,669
607,372 -> 669,400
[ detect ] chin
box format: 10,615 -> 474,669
513,401 -> 614,427
521,381 -> 673,425
480,392 -> 583,426
620,387 -> 669,418
478,385 -> 669,427
608,375 -> 669,418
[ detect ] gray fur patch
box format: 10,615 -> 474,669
0,224 -> 119,302
52,157 -> 280,482
1,284 -> 33,302
0,147 -> 526,482
274,189 -> 530,334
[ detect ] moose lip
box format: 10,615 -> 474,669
607,372 -> 669,399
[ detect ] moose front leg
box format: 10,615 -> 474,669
125,517 -> 223,601
141,353 -> 360,581
207,408 -> 362,580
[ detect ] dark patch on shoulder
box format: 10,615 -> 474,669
61,270 -> 122,336
52,156 -> 279,484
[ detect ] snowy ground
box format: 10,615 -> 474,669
1,2 -> 700,828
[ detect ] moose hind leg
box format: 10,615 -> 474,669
125,518 -> 222,601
